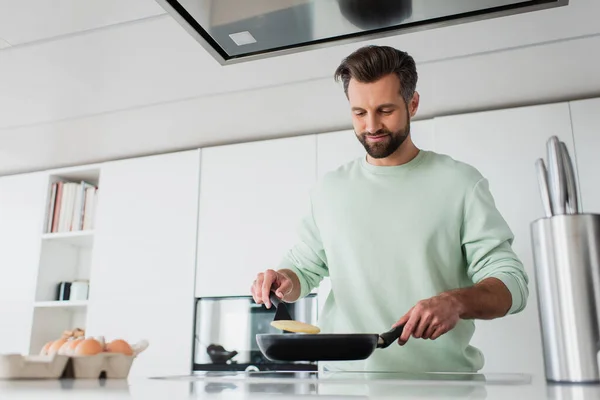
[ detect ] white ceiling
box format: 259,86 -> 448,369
0,38 -> 10,49
0,0 -> 599,176
0,0 -> 165,45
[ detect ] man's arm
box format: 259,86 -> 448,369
277,194 -> 329,301
446,276 -> 512,320
394,277 -> 511,343
395,177 -> 529,345
460,177 -> 529,315
278,269 -> 303,302
251,192 -> 329,307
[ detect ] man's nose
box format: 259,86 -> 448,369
365,114 -> 383,134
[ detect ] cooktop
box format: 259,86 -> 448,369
153,370 -> 532,385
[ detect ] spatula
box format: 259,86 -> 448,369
269,292 -> 292,322
267,293 -> 321,334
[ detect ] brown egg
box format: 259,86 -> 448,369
94,336 -> 106,350
105,339 -> 133,356
48,338 -> 68,355
73,328 -> 85,338
69,338 -> 83,349
40,341 -> 53,355
58,340 -> 71,355
73,338 -> 103,356
59,337 -> 83,356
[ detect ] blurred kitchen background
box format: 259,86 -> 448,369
0,0 -> 599,381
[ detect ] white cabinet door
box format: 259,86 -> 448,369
86,150 -> 200,378
0,173 -> 46,355
433,103 -> 575,376
569,98 -> 600,214
316,129 -> 365,178
196,136 -> 317,298
314,121 -> 435,313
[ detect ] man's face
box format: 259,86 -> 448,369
347,73 -> 418,159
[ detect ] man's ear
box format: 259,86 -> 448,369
409,91 -> 420,118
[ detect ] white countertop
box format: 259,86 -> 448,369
1,370 -> 599,399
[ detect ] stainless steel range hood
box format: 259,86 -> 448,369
154,0 -> 569,65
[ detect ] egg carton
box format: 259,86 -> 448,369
0,340 -> 148,380
0,354 -> 70,379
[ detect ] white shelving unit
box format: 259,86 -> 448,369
41,230 -> 95,247
29,166 -> 100,355
34,300 -> 89,309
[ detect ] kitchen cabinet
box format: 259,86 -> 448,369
0,172 -> 47,355
86,150 -> 200,378
314,121 -> 435,314
569,98 -> 600,214
316,129 -> 365,178
433,102 -> 576,376
196,136 -> 317,298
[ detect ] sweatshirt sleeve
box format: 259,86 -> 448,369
461,177 -> 530,315
277,195 -> 329,300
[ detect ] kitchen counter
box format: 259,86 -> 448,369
1,370 -> 600,399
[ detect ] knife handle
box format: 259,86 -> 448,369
535,158 -> 553,218
547,136 -> 567,215
559,141 -> 580,214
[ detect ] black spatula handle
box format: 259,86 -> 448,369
377,324 -> 405,349
269,292 -> 282,308
269,292 -> 293,321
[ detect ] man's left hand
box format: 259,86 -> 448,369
393,294 -> 463,345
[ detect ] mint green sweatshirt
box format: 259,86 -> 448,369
279,149 -> 529,373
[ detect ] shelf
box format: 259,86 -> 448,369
49,165 -> 102,186
41,230 -> 94,248
34,300 -> 88,310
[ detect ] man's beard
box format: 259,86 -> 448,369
356,119 -> 410,159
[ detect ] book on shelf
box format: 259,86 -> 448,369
46,180 -> 98,233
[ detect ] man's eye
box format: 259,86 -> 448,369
354,111 -> 366,117
381,110 -> 393,114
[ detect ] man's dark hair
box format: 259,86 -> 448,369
334,45 -> 418,106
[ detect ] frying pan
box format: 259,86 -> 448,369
256,293 -> 404,362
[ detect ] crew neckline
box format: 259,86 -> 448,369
360,149 -> 429,175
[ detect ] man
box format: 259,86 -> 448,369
251,45 -> 529,372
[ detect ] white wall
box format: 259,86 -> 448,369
1,0 -> 599,376
1,96 -> 600,377
1,14 -> 600,176
569,98 -> 600,214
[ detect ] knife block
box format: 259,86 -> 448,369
530,213 -> 600,383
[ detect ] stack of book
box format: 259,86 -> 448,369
46,180 -> 98,233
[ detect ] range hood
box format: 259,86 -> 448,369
154,0 -> 569,65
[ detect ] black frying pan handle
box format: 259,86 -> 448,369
377,324 -> 405,349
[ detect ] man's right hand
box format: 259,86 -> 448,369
251,269 -> 294,308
